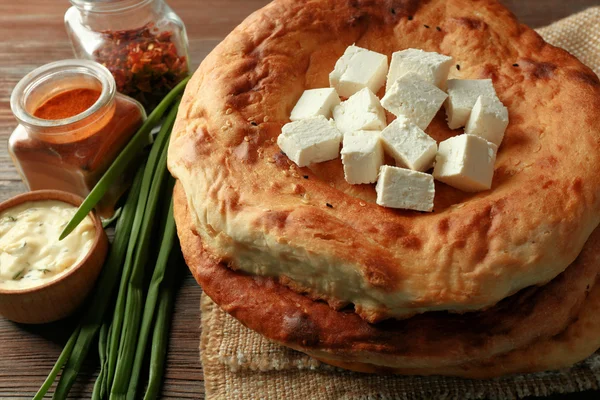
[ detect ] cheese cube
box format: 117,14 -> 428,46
375,166 -> 435,212
464,95 -> 509,147
329,45 -> 389,98
381,75 -> 448,130
290,88 -> 341,121
433,134 -> 498,192
445,79 -> 497,129
380,116 -> 437,172
386,49 -> 453,91
277,116 -> 342,167
341,131 -> 384,184
333,88 -> 387,134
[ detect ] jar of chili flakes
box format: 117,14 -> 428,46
65,0 -> 190,112
9,60 -> 146,216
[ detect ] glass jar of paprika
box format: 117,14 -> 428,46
64,0 -> 190,112
9,60 -> 146,217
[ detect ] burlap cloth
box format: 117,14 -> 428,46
198,7 -> 600,400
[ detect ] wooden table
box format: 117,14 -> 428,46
0,1 -> 598,398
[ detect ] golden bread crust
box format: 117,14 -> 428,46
168,0 -> 600,321
174,183 -> 600,371
315,274 -> 600,378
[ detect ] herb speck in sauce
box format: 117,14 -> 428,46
12,270 -> 25,280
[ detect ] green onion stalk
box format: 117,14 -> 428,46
110,103 -> 180,400
144,227 -> 181,400
104,100 -> 181,394
127,187 -> 177,400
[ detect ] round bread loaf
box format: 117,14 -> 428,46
168,0 -> 600,322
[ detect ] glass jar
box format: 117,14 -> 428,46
9,60 -> 146,217
65,0 -> 190,112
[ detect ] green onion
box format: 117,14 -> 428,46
102,322 -> 113,398
91,321 -> 110,400
128,194 -> 176,400
59,76 -> 190,240
104,100 -> 181,393
110,102 -> 179,399
32,326 -> 81,400
101,207 -> 122,229
144,244 -> 180,400
51,164 -> 145,399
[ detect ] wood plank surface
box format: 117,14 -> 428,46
0,0 -> 598,399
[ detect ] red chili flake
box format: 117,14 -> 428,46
92,22 -> 189,111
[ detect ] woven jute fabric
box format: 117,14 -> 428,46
199,7 -> 600,400
537,7 -> 600,78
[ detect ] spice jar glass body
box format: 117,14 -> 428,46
9,60 -> 146,217
65,0 -> 190,111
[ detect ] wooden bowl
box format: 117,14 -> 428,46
0,190 -> 108,324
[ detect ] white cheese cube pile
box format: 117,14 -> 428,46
381,74 -> 448,130
333,88 -> 386,134
386,48 -> 454,91
329,45 -> 389,98
276,45 -> 511,212
290,88 -> 341,121
465,95 -> 509,146
433,134 -> 498,192
276,116 -> 342,167
376,166 -> 435,212
445,79 -> 497,129
380,116 -> 437,172
341,131 -> 384,184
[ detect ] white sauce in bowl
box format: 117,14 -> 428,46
0,200 -> 96,290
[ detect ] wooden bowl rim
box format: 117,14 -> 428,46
0,189 -> 106,295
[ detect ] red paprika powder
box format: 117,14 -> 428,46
33,88 -> 101,120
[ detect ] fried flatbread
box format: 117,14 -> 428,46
168,0 -> 600,322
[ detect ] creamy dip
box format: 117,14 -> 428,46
0,200 -> 95,290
